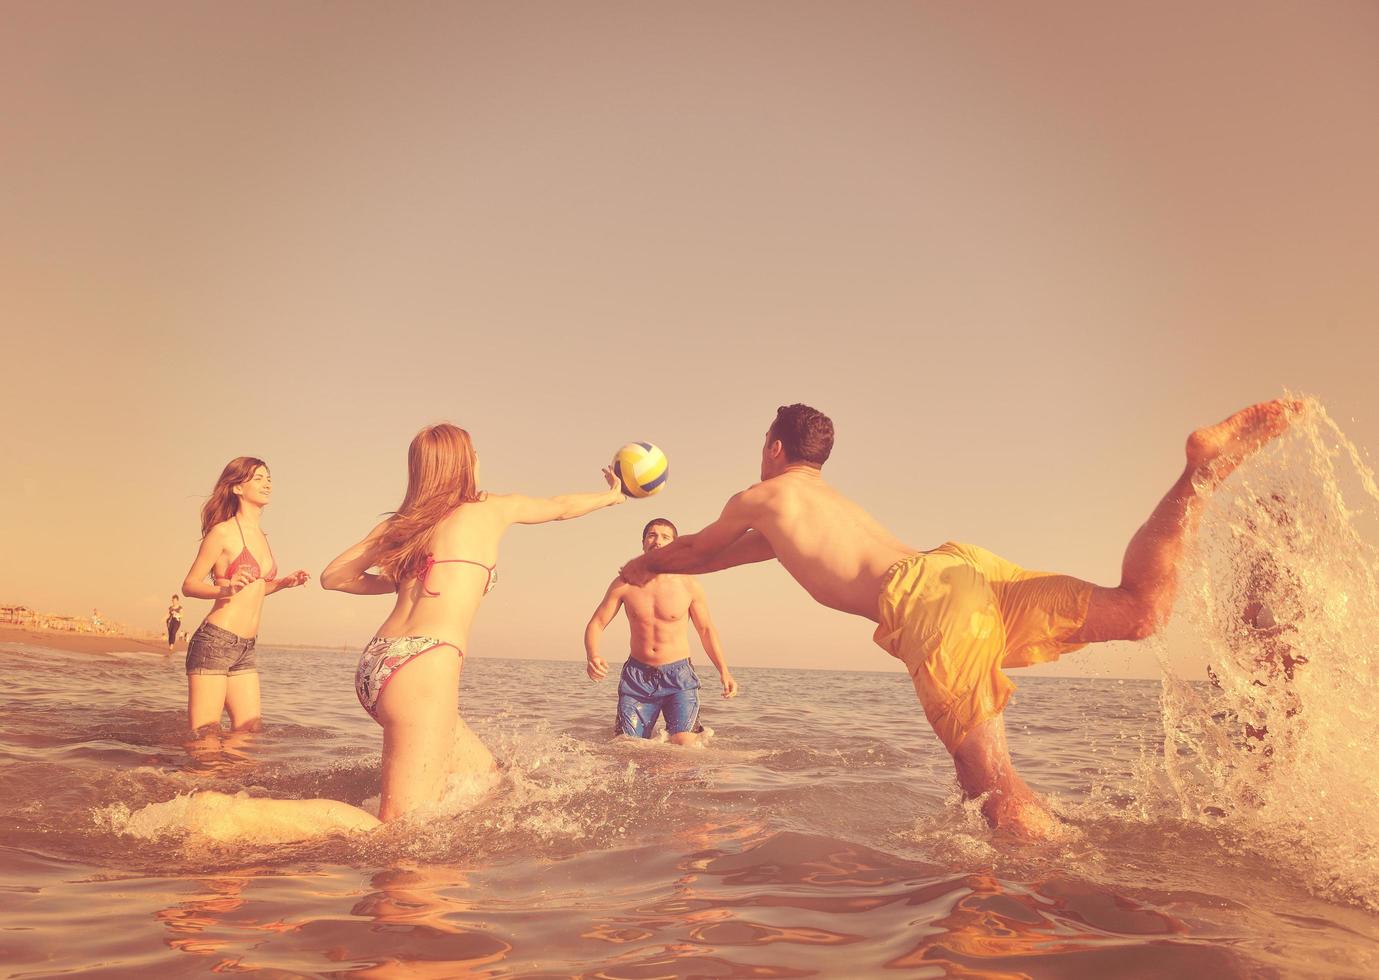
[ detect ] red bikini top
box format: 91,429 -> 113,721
419,555 -> 497,596
225,516 -> 277,582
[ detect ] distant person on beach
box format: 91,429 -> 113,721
180,458 -> 311,733
585,518 -> 738,744
165,595 -> 183,651
619,400 -> 1302,838
321,423 -> 629,822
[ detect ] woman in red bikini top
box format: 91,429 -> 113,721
180,457 -> 311,734
321,422 -> 628,823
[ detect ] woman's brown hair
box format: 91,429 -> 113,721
200,457 -> 268,537
373,424 -> 484,584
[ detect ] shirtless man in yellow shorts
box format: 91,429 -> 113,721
618,399 -> 1302,837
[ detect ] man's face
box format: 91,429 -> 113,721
642,525 -> 676,553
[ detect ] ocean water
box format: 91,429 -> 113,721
4,400 -> 1378,978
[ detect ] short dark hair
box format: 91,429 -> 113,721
768,404 -> 834,466
642,518 -> 678,539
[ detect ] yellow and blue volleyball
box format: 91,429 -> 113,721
613,442 -> 669,498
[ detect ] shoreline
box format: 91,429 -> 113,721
0,625 -> 179,656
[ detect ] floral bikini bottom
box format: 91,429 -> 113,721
355,635 -> 463,724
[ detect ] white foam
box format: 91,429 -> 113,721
1152,396 -> 1379,909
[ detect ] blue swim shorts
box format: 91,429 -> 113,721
616,657 -> 702,738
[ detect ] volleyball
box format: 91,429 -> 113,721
613,442 -> 669,498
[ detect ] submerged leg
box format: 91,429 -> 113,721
184,791 -> 380,842
448,714 -> 497,779
225,672 -> 263,732
950,715 -> 1061,839
187,674 -> 228,732
376,646 -> 462,822
1071,399 -> 1300,644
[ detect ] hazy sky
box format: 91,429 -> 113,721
2,2 -> 1376,679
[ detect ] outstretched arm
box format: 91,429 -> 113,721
621,492 -> 764,583
695,530 -> 775,573
584,578 -> 625,681
497,467 -> 625,526
321,520 -> 395,594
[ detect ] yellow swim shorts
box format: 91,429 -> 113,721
872,542 -> 1093,753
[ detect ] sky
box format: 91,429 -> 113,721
2,2 -> 1376,679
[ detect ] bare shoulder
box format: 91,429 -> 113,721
731,481 -> 777,513
206,520 -> 236,546
472,491 -> 518,517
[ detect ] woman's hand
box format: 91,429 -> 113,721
225,567 -> 258,595
604,465 -> 626,503
275,570 -> 311,589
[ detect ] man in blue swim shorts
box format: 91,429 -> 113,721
584,518 -> 738,744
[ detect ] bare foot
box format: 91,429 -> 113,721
1185,399 -> 1303,487
982,789 -> 1062,841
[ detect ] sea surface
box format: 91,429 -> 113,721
4,399 -> 1378,978
1,644 -> 1376,979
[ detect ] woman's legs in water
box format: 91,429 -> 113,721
449,713 -> 496,779
225,672 -> 263,732
187,674 -> 228,731
376,646 -> 468,822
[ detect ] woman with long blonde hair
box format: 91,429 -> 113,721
180,458 -> 311,732
322,423 -> 625,821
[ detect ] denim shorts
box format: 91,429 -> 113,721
185,621 -> 257,676
616,657 -> 702,738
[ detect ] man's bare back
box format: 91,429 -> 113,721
735,470 -> 914,620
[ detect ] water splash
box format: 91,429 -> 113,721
1154,396 -> 1379,909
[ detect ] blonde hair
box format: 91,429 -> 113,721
200,457 -> 268,537
374,424 -> 484,583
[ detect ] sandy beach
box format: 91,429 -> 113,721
0,625 -> 180,655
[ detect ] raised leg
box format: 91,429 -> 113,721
1070,399 -> 1300,644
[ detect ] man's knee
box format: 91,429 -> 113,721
1085,587 -> 1163,642
1125,613 -> 1159,641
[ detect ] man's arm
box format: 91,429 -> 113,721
696,530 -> 775,572
688,581 -> 737,698
622,491 -> 762,584
584,578 -> 625,681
